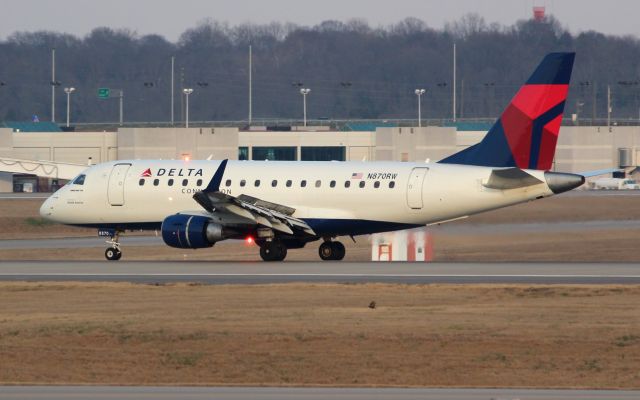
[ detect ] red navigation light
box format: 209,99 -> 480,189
245,236 -> 254,244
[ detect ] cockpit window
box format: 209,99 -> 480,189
72,174 -> 86,185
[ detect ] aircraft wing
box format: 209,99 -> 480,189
193,190 -> 316,236
191,159 -> 315,237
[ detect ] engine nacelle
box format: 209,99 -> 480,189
161,214 -> 230,249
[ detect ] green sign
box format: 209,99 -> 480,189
98,88 -> 110,99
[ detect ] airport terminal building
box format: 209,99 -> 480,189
1,124 -> 639,192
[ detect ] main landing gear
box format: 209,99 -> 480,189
319,240 -> 345,261
104,231 -> 122,261
257,238 -> 346,262
259,240 -> 287,262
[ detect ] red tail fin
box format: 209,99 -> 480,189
440,52 -> 575,170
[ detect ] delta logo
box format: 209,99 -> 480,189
140,168 -> 204,177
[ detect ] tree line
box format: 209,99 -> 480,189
0,15 -> 639,125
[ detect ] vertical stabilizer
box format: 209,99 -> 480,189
439,52 -> 575,170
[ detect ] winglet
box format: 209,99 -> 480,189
205,159 -> 228,192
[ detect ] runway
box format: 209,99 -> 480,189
0,386 -> 638,400
1,261 -> 639,284
1,216 -> 638,251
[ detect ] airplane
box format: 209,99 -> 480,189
39,52 -> 583,262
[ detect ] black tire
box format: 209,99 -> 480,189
331,241 -> 346,261
259,246 -> 273,261
105,247 -> 120,261
274,245 -> 287,261
260,242 -> 287,262
319,241 -> 334,261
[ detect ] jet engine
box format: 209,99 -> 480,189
161,214 -> 232,249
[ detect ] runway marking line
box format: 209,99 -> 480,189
1,273 -> 640,278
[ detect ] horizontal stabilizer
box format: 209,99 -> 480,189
484,167 -> 543,190
579,168 -> 622,178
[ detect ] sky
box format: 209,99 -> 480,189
1,0 -> 638,41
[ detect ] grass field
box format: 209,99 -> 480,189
0,282 -> 639,387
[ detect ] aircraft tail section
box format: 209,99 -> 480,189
439,52 -> 575,170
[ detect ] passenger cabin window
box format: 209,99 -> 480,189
301,180 -> 307,188
330,180 -> 336,188
196,179 -> 203,186
374,181 -> 380,188
272,180 -> 278,187
389,181 -> 395,188
138,179 -> 145,186
182,179 -> 188,187
168,179 -> 174,186
225,179 -> 231,187
286,180 -> 292,187
240,179 -> 246,187
72,174 -> 86,185
315,180 -> 321,188
153,179 -> 159,186
344,181 -> 351,188
255,179 -> 261,187
359,181 -> 365,188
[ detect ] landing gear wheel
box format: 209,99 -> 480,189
331,241 -> 346,261
260,241 -> 287,262
319,241 -> 334,261
319,241 -> 346,261
105,247 -> 122,261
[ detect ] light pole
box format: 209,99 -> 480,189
51,48 -> 56,122
341,81 -> 353,118
415,89 -> 426,127
64,87 -> 75,127
118,90 -> 124,126
484,82 -> 495,117
171,56 -> 175,126
248,45 -> 252,125
183,88 -> 193,128
300,88 -> 311,127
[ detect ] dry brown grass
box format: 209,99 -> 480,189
0,199 -> 93,239
0,282 -> 639,387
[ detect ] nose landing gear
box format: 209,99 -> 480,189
105,247 -> 122,261
319,240 -> 345,261
104,231 -> 122,261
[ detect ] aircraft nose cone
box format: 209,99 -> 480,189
544,171 -> 585,194
39,196 -> 55,219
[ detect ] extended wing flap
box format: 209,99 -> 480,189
237,194 -> 296,215
192,160 -> 315,237
483,167 -> 544,190
269,219 -> 294,235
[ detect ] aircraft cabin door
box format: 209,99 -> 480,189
406,167 -> 428,209
108,163 -> 131,206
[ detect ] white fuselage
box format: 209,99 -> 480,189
40,159 -> 554,236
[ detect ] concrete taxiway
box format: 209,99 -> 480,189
0,261 -> 639,284
0,386 -> 638,400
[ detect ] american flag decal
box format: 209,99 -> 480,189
351,172 -> 363,179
